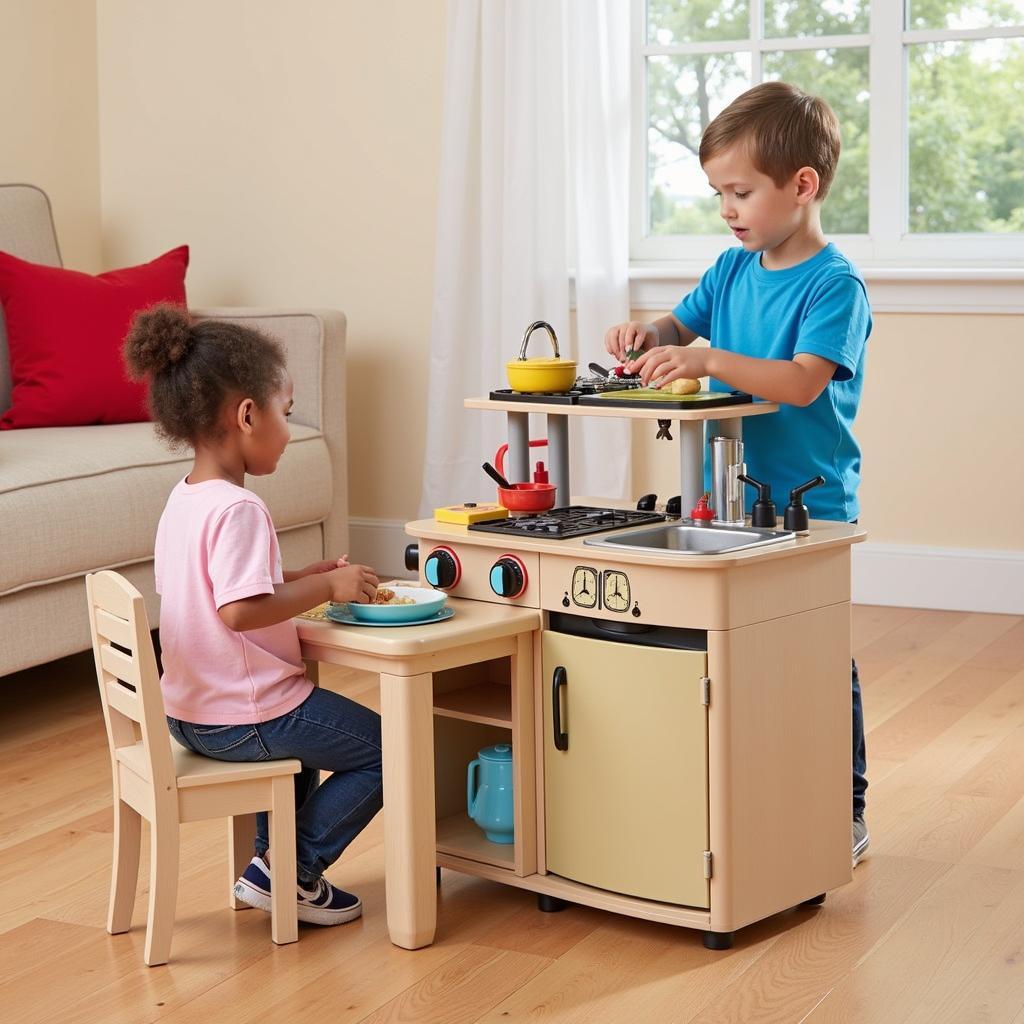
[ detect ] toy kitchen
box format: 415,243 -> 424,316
403,322 -> 865,950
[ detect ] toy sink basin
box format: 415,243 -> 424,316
584,523 -> 795,556
344,586 -> 448,623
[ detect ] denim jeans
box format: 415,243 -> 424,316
168,687 -> 383,887
852,658 -> 867,818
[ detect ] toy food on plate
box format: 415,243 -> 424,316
373,587 -> 415,606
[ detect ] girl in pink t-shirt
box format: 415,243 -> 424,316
124,304 -> 382,926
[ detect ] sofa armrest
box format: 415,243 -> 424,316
189,307 -> 348,557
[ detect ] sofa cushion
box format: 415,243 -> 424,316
0,245 -> 188,429
0,422 -> 331,596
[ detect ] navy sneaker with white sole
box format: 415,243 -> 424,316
233,856 -> 363,926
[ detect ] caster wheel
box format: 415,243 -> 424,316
801,892 -> 826,907
537,893 -> 568,913
436,866 -> 442,888
702,930 -> 734,950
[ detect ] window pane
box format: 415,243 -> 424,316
908,38 -> 1024,232
763,48 -> 869,233
907,0 -> 1024,30
647,0 -> 749,44
647,53 -> 752,236
764,0 -> 868,38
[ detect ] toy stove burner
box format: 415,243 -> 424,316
468,505 -> 664,539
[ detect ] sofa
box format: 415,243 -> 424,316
0,183 -> 348,677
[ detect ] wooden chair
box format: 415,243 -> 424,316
86,570 -> 301,966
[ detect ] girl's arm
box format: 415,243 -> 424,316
219,564 -> 378,631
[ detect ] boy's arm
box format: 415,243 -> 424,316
706,350 -> 838,407
630,346 -> 837,406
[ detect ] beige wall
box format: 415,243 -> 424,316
631,310 -> 1024,549
16,2 -> 1021,555
95,0 -> 446,522
0,0 -> 101,271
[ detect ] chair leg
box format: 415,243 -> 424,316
269,775 -> 298,945
144,817 -> 180,967
108,798 -> 142,935
228,814 -> 258,909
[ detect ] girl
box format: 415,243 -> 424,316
124,304 -> 382,926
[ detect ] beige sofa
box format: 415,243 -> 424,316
0,184 -> 348,677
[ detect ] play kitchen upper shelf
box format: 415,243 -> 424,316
465,395 -> 779,421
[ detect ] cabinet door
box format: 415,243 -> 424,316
542,630 -> 709,908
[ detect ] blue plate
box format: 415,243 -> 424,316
325,605 -> 455,628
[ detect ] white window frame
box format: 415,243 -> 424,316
630,0 -> 1024,275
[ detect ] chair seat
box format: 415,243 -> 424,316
116,739 -> 301,789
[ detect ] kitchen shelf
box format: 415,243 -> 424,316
436,813 -> 515,870
432,681 -> 512,728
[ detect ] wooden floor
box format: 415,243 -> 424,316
2,605 -> 1024,1023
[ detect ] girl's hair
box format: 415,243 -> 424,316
123,304 -> 286,447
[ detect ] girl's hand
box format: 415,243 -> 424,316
299,556 -> 350,577
326,564 -> 379,604
628,345 -> 710,388
604,321 -> 658,364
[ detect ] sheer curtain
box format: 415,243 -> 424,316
418,0 -> 631,516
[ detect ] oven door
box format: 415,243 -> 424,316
542,629 -> 709,908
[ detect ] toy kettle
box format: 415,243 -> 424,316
466,743 -> 515,844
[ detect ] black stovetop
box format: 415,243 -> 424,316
467,505 -> 665,539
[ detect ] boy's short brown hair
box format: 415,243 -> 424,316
699,82 -> 841,199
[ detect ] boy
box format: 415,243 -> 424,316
606,81 -> 871,866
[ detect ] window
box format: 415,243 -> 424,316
632,0 -> 1024,267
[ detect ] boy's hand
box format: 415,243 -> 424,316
605,321 -> 658,364
629,345 -> 711,389
325,564 -> 379,604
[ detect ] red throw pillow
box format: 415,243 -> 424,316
0,245 -> 189,429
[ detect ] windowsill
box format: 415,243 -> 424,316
627,264 -> 1024,314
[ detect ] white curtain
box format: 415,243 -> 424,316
419,0 -> 631,516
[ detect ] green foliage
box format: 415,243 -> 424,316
646,0 -> 1024,238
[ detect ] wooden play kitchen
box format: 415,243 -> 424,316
299,372 -> 866,952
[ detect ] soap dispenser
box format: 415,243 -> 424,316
783,476 -> 825,534
738,474 -> 777,528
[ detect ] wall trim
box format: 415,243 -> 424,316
852,542 -> 1024,615
354,518 -> 1023,615
623,266 -> 1024,315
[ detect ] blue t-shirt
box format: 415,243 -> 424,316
673,243 -> 871,522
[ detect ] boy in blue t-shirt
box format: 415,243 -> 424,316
606,81 -> 871,867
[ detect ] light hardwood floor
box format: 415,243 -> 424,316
2,605 -> 1023,1024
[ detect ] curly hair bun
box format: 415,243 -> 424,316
123,303 -> 195,379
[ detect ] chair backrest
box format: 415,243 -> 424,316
86,571 -> 176,795
0,184 -> 63,412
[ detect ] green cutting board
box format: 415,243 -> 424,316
579,389 -> 753,409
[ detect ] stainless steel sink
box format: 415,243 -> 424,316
583,522 -> 795,556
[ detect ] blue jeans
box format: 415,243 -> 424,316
852,658 -> 867,818
167,687 -> 383,887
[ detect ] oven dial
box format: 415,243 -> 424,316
489,555 -> 527,599
424,546 -> 461,589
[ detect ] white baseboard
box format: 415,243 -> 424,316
350,518 -> 1024,616
852,542 -> 1024,615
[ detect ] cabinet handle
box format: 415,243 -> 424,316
552,666 -> 568,751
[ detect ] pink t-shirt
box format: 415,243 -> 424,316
154,477 -> 313,724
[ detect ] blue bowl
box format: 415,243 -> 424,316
344,586 -> 448,623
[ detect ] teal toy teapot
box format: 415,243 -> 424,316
466,743 -> 514,844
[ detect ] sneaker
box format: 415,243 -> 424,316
233,856 -> 363,926
852,817 -> 870,867
296,876 -> 362,926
